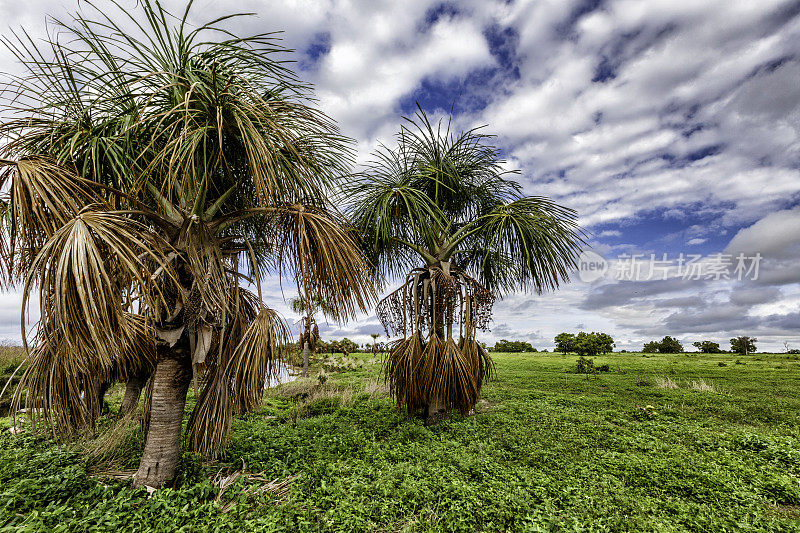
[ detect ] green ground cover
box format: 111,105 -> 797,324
1,351 -> 799,532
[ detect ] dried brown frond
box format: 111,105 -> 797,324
23,210 -> 171,371
384,332 -> 424,413
188,306 -> 291,458
12,332 -> 99,435
273,204 -> 377,321
0,158 -> 100,284
419,335 -> 479,416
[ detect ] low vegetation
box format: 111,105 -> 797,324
2,351 -> 799,531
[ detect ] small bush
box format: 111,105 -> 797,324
718,362 -> 728,367
596,364 -> 610,372
302,396 -> 341,417
735,359 -> 746,365
322,356 -> 364,372
573,356 -> 594,373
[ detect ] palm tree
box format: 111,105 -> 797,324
344,109 -> 584,423
290,294 -> 335,377
0,1 -> 375,488
370,333 -> 380,355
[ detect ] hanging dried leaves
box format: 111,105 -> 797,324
380,262 -> 496,416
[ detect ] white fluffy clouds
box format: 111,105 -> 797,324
1,0 -> 800,350
480,0 -> 800,229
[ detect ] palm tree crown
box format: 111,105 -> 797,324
344,109 -> 584,419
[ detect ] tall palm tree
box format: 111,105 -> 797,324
370,333 -> 380,355
289,294 -> 335,377
344,110 -> 584,423
0,1 -> 375,488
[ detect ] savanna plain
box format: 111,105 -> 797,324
1,346 -> 799,532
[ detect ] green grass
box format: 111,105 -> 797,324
1,352 -> 799,531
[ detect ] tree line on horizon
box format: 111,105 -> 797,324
484,333 -> 769,356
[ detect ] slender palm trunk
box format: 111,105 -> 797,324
302,341 -> 310,377
120,369 -> 150,416
133,345 -> 191,488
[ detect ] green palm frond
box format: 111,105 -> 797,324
455,197 -> 586,295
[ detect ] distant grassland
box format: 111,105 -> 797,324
1,351 -> 799,531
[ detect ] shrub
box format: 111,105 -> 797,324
573,356 -> 595,373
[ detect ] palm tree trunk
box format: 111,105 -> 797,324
120,369 -> 150,416
133,347 -> 191,488
425,398 -> 447,425
302,341 -> 310,377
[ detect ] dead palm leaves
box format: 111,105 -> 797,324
382,264 -> 494,417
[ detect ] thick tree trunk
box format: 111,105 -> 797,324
133,349 -> 191,488
120,370 -> 150,417
302,341 -> 310,377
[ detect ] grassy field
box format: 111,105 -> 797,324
1,351 -> 799,531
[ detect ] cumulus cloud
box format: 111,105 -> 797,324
1,0 -> 799,351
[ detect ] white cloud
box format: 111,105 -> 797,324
1,0 -> 800,351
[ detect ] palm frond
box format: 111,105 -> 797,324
459,197 -> 586,295
273,204 -> 378,320
188,304 -> 290,457
12,331 -> 99,435
23,210 -> 171,370
0,158 -> 101,283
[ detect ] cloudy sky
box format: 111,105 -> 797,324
2,0 -> 800,352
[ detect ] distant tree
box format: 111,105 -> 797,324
731,336 -> 757,355
290,295 -> 335,377
554,333 -> 576,354
370,333 -> 380,354
642,341 -> 660,353
573,332 -> 603,357
493,340 -> 536,353
340,338 -> 359,354
658,336 -> 684,353
596,333 -> 615,354
693,340 -> 722,353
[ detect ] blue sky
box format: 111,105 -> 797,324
2,0 -> 800,352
